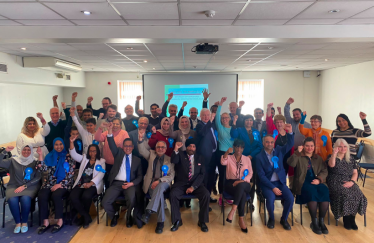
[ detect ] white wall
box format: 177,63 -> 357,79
319,60 -> 374,130
65,71 -> 320,117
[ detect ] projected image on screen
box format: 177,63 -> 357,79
164,84 -> 208,117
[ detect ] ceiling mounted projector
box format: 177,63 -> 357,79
191,43 -> 219,54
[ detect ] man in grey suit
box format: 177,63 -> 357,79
102,123 -> 143,228
138,139 -> 175,234
254,108 -> 267,137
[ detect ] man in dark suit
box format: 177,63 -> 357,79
102,123 -> 143,228
170,139 -> 210,232
195,108 -> 218,203
256,124 -> 294,231
135,96 -> 165,126
254,108 -> 268,137
86,96 -> 121,119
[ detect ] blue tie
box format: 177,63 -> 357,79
126,155 -> 131,182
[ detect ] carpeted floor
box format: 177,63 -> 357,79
0,197 -> 81,243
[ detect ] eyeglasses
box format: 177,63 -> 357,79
156,146 -> 166,149
124,145 -> 133,148
222,117 -> 230,120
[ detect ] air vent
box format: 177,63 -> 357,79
0,63 -> 8,73
65,74 -> 71,80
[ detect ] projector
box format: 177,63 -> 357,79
192,43 -> 219,54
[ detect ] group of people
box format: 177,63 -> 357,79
0,90 -> 369,236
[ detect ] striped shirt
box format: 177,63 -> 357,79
331,119 -> 371,155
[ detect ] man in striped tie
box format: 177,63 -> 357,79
170,138 -> 210,232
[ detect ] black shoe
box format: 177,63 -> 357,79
110,214 -> 119,227
141,210 -> 152,224
241,227 -> 248,233
209,207 -> 212,212
226,218 -> 232,223
198,221 -> 208,232
83,216 -> 93,229
310,218 -> 322,235
267,218 -> 275,229
350,215 -> 358,230
51,224 -> 64,234
155,222 -> 164,234
319,217 -> 329,234
170,220 -> 183,232
186,200 -> 191,208
280,218 -> 291,230
343,216 -> 352,230
210,197 -> 217,203
37,224 -> 50,235
126,216 -> 133,228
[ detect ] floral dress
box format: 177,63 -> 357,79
38,153 -> 76,190
327,155 -> 367,219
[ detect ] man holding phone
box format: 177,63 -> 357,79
102,123 -> 143,228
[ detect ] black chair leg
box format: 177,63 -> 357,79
263,199 -> 266,226
250,199 -> 252,227
364,213 -> 367,227
2,199 -> 6,228
328,205 -> 330,225
363,169 -> 368,187
222,196 -> 225,226
96,200 -> 100,224
300,204 -> 303,226
291,207 -> 294,226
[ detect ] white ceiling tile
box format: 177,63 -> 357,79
234,19 -> 287,25
0,16 -> 5,19
350,5 -> 374,18
44,3 -> 121,20
181,2 -> 245,20
40,0 -> 106,2
17,19 -> 74,26
68,43 -> 112,51
147,43 -> 181,51
240,2 -> 314,20
0,3 -> 63,19
295,1 -> 374,19
182,19 -> 233,25
338,18 -> 374,24
0,20 -> 21,25
127,20 -> 178,25
286,18 -> 343,25
114,3 -> 178,19
73,20 -> 126,25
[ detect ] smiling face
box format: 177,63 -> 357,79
186,144 -> 196,155
337,117 -> 349,130
254,109 -> 264,120
86,122 -> 96,133
22,146 -> 32,158
82,111 -> 92,122
125,105 -> 134,116
50,108 -> 60,123
310,119 -> 321,130
337,141 -> 348,154
156,141 -> 167,156
293,110 -> 301,122
263,136 -> 275,151
138,118 -> 149,130
200,110 -> 210,123
229,102 -> 238,115
27,120 -> 36,132
162,120 -> 170,131
123,140 -> 134,155
88,146 -> 97,160
107,107 -> 117,119
304,141 -> 315,154
180,117 -> 189,129
234,145 -> 244,156
221,113 -> 230,126
54,140 -> 64,152
150,105 -> 158,117
102,98 -> 111,110
112,119 -> 121,132
275,119 -> 285,131
189,108 -> 198,120
76,105 -> 83,118
169,106 -> 177,117
244,118 -> 253,129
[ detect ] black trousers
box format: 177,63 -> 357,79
104,163 -> 113,190
224,180 -> 251,217
170,184 -> 210,223
102,180 -> 136,219
38,188 -> 68,220
69,186 -> 97,218
204,152 -> 217,194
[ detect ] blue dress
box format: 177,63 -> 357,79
296,158 -> 330,204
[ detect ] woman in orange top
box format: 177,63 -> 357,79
299,112 -> 332,161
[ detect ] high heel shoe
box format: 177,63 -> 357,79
241,227 -> 248,233
226,218 -> 232,223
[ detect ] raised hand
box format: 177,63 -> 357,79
202,89 -> 211,100
136,95 -> 142,101
267,103 -> 273,109
156,108 -> 162,115
152,126 -> 157,134
36,147 -> 42,155
210,112 -> 216,122
170,116 -> 175,125
175,142 -> 183,150
137,109 -> 144,116
239,100 -> 245,108
333,147 -> 339,155
99,113 -> 104,119
70,107 -> 76,117
167,92 -> 174,101
284,124 -> 292,133
359,112 -> 367,120
214,101 -> 219,106
107,122 -> 113,133
61,102 -> 66,109
277,107 -> 282,114
182,101 -> 187,108
70,135 -> 78,143
87,96 -> 93,104
138,130 -> 144,141
52,95 -> 58,101
36,112 -> 44,120
5,146 -> 14,152
100,122 -> 109,129
300,111 -> 307,124
227,147 -> 234,154
298,146 -> 303,153
286,97 -> 294,105
233,115 -> 238,125
72,92 -> 78,101
219,97 -> 227,106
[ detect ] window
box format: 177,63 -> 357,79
117,80 -> 143,118
237,79 -> 264,115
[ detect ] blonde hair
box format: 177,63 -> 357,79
221,112 -> 230,124
334,138 -> 351,162
21,117 -> 40,135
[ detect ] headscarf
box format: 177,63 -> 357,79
157,117 -> 170,137
14,144 -> 35,166
44,137 -> 67,183
179,116 -> 191,135
336,114 -> 354,130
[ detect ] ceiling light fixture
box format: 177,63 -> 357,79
267,47 -> 274,50
81,10 -> 91,15
247,60 -> 251,62
328,9 -> 340,13
325,59 -> 329,61
193,66 -> 197,69
153,68 -> 156,70
126,47 -> 133,50
21,47 -> 27,51
143,60 -> 148,63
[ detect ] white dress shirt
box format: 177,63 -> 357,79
115,153 -> 132,182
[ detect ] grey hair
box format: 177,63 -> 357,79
156,140 -> 167,148
138,117 -> 149,124
200,108 -> 210,117
262,134 -> 274,143
169,104 -> 178,109
334,138 -> 351,162
50,107 -> 59,113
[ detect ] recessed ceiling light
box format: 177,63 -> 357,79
328,9 -> 340,13
267,46 -> 274,50
325,59 -> 329,61
193,66 -> 197,69
126,47 -> 133,50
247,60 -> 251,62
20,47 -> 27,50
81,10 -> 91,15
143,60 -> 148,63
153,68 -> 156,70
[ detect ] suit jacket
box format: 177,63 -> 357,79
254,120 -> 267,137
128,128 -> 151,159
255,133 -> 294,191
171,151 -> 205,189
138,141 -> 175,193
135,100 -> 165,126
107,135 -> 143,187
202,100 -> 243,127
196,120 -> 217,162
230,126 -> 263,158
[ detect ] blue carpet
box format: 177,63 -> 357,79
0,197 -> 81,243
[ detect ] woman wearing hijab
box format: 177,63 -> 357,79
148,117 -> 174,157
0,144 -> 42,233
169,115 -> 197,151
16,113 -> 50,159
69,135 -> 106,229
331,113 -> 371,156
37,138 -> 76,235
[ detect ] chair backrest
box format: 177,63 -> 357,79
356,140 -> 365,160
361,142 -> 374,164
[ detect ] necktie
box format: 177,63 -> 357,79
188,155 -> 192,181
126,155 -> 131,182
